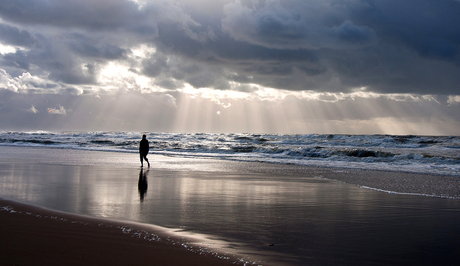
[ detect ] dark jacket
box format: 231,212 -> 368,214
139,138 -> 149,154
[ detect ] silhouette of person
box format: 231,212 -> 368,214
139,134 -> 150,168
138,169 -> 148,201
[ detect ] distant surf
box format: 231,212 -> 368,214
1,131 -> 459,176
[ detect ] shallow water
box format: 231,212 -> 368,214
1,147 -> 460,265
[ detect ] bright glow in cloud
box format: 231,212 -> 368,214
97,61 -> 166,93
178,83 -> 444,106
448,95 -> 460,105
131,44 -> 157,59
0,70 -> 67,93
0,43 -> 16,54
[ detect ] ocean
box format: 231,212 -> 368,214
1,131 -> 459,176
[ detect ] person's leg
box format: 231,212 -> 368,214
140,153 -> 144,167
144,155 -> 150,168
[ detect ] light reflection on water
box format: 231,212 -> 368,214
1,152 -> 460,265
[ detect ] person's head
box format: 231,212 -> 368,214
142,134 -> 146,139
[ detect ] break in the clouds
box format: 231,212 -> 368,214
0,0 -> 459,134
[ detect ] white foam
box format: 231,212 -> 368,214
359,186 -> 460,200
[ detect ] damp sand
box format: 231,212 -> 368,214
1,146 -> 460,265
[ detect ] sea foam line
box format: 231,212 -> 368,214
359,186 -> 460,200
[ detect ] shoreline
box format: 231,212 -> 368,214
0,198 -> 253,266
1,145 -> 459,200
2,146 -> 460,265
318,168 -> 460,200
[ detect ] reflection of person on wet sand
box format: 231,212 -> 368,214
139,134 -> 150,168
138,169 -> 148,201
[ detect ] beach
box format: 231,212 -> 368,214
1,146 -> 460,265
0,199 -> 238,266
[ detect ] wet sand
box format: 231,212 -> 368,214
1,146 -> 459,199
319,168 -> 460,199
1,146 -> 460,265
0,199 -> 239,266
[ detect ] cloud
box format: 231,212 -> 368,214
0,0 -> 142,30
47,106 -> 67,115
66,33 -> 128,60
448,95 -> 460,105
211,98 -> 232,108
0,69 -> 64,93
357,0 -> 460,63
0,0 -> 460,134
0,23 -> 36,47
1,84 -> 459,134
222,1 -> 378,50
27,105 -> 38,114
0,0 -> 458,96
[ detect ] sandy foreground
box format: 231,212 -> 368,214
0,198 -> 241,266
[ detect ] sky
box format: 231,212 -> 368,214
0,0 -> 459,135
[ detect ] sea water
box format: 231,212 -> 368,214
1,131 -> 459,176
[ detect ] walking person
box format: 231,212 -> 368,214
139,134 -> 150,168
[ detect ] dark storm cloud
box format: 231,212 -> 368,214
2,49 -> 31,71
151,0 -> 460,94
0,0 -> 459,96
352,0 -> 460,63
66,33 -> 128,60
222,1 -> 378,50
142,53 -> 169,77
0,0 -> 142,30
0,23 -> 36,47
